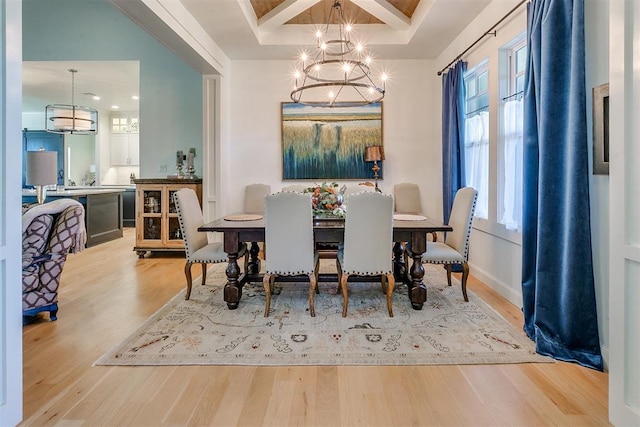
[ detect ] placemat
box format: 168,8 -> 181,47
223,214 -> 263,221
393,214 -> 427,221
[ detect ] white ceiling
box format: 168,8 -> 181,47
179,0 -> 493,60
22,61 -> 139,115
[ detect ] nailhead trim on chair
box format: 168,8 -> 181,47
342,269 -> 393,275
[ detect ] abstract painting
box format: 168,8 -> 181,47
281,102 -> 383,179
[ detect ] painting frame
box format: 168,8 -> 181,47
592,83 -> 609,175
281,102 -> 383,180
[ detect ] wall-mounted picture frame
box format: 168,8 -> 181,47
281,102 -> 383,180
592,82 -> 609,175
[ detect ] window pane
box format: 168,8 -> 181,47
467,78 -> 477,97
515,75 -> 525,93
516,46 -> 527,73
477,71 -> 489,93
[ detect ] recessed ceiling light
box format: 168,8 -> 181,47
132,95 -> 139,100
111,105 -> 119,109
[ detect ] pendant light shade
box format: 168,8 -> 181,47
45,69 -> 98,134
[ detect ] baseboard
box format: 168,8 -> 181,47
468,262 -> 523,308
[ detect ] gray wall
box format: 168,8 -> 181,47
22,0 -> 203,177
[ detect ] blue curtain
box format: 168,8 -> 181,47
522,0 -> 603,370
441,60 -> 467,224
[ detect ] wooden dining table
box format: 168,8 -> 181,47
199,214 -> 452,311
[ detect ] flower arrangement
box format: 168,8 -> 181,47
304,182 -> 347,217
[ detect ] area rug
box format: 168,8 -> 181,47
95,263 -> 550,366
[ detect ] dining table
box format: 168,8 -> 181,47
199,213 -> 452,311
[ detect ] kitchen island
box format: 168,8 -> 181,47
23,187 -> 125,247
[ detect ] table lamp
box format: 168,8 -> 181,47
365,146 -> 385,193
26,150 -> 58,204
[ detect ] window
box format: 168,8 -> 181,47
499,36 -> 526,231
464,61 -> 489,219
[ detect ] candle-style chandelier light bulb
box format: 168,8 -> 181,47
289,0 -> 386,107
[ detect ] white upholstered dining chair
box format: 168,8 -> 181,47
244,183 -> 271,213
420,186 -> 477,301
393,183 -> 422,214
263,191 -> 319,317
280,184 -> 307,193
174,188 -> 247,300
337,191 -> 395,317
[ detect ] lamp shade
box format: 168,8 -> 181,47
365,146 -> 385,162
26,151 -> 58,186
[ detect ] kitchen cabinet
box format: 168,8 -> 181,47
133,178 -> 202,257
110,133 -> 139,166
22,188 -> 124,247
110,112 -> 139,166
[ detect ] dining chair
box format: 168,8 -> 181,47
393,183 -> 422,214
281,184 -> 307,193
174,188 -> 247,300
244,183 -> 271,213
419,186 -> 478,301
337,191 -> 395,317
244,183 -> 271,261
263,191 -> 319,317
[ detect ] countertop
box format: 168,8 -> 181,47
22,187 -> 127,197
133,178 -> 202,184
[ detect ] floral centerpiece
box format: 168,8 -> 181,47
304,182 -> 347,218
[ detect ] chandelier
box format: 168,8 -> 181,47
45,69 -> 98,134
290,1 -> 387,107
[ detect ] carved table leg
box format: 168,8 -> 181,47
223,252 -> 242,310
393,242 -> 407,281
408,253 -> 426,310
247,242 -> 261,275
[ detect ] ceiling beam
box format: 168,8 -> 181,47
258,0 -> 322,32
350,0 -> 410,30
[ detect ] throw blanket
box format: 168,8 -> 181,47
22,199 -> 87,253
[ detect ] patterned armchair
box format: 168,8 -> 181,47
22,199 -> 86,323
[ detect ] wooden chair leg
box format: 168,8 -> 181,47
308,273 -> 317,317
314,261 -> 320,294
461,262 -> 469,302
340,273 -> 350,317
445,264 -> 453,287
263,273 -> 273,317
184,261 -> 194,300
336,261 -> 343,295
385,273 -> 395,317
381,273 -> 388,294
201,262 -> 207,285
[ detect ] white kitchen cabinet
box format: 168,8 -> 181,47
110,112 -> 140,166
110,133 -> 139,166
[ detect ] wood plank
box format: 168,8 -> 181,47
19,229 -> 612,426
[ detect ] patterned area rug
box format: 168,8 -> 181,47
95,263 -> 550,366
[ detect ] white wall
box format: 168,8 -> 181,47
222,59 -> 441,217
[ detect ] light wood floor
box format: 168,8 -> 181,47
21,228 -> 611,426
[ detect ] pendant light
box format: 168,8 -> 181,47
45,69 -> 98,134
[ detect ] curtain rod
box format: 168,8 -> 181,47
437,0 -> 528,76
